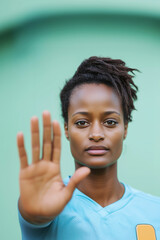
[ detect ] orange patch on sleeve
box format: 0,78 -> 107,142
136,224 -> 156,240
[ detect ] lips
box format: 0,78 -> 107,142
85,146 -> 109,156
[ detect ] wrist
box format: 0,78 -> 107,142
18,198 -> 54,225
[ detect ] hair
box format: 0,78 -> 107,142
60,56 -> 139,124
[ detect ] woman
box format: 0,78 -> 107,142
17,57 -> 160,240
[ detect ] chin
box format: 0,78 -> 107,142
75,158 -> 117,169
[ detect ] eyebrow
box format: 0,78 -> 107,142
72,111 -> 120,117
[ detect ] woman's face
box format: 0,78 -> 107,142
65,83 -> 128,169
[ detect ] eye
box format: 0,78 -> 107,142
75,120 -> 89,127
104,119 -> 118,127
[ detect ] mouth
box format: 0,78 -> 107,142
85,146 -> 109,156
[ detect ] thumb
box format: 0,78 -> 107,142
65,167 -> 90,199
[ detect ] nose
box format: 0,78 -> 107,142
88,122 -> 105,142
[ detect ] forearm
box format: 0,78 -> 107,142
18,200 -> 57,240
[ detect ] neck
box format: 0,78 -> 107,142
75,162 -> 124,207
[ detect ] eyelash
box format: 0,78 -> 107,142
75,120 -> 118,128
104,120 -> 118,127
75,120 -> 89,127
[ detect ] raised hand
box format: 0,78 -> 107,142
17,111 -> 90,224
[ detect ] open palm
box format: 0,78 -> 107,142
17,111 -> 90,223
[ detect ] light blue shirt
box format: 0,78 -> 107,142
19,177 -> 160,240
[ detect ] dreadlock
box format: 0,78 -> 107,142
60,56 -> 139,124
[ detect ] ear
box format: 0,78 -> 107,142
123,123 -> 128,140
64,122 -> 69,140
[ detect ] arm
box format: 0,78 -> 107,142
18,207 -> 55,240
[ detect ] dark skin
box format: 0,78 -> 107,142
76,167 -> 124,207
17,83 -> 127,224
65,83 -> 128,207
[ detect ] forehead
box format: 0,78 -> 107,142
69,83 -> 122,114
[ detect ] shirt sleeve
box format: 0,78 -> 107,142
18,208 -> 56,240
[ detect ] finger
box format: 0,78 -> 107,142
31,117 -> 40,163
42,111 -> 52,161
65,167 -> 90,197
17,132 -> 28,169
52,121 -> 61,164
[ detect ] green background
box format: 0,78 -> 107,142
0,2 -> 160,239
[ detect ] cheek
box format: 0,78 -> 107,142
69,131 -> 83,156
111,130 -> 124,155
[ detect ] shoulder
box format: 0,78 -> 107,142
124,183 -> 160,207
